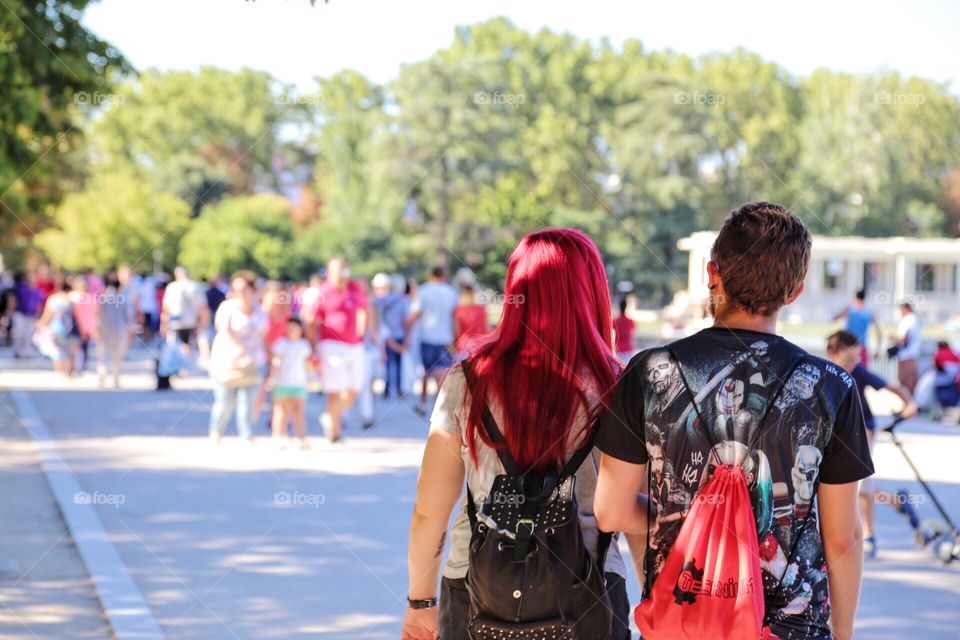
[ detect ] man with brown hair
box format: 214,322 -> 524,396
595,202 -> 874,640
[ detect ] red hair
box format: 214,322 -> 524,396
463,228 -> 619,472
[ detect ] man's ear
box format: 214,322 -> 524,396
786,281 -> 805,305
706,260 -> 721,289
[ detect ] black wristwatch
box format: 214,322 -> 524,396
407,596 -> 438,610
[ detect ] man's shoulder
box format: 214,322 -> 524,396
800,351 -> 855,396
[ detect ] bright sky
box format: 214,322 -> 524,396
83,0 -> 959,92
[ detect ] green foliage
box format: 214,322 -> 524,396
34,171 -> 189,271
9,14 -> 960,303
0,0 -> 130,248
91,67 -> 285,216
178,194 -> 294,280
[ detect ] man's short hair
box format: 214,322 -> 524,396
827,329 -> 860,353
855,289 -> 866,301
431,265 -> 448,279
711,202 -> 812,316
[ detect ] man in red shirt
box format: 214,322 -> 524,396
308,257 -> 368,443
612,297 -> 635,361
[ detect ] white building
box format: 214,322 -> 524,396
678,232 -> 960,325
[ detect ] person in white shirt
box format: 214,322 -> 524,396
405,265 -> 459,416
894,302 -> 922,392
268,317 -> 313,450
161,266 -> 209,350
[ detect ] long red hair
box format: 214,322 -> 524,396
464,228 -> 619,472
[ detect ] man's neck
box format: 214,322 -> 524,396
711,307 -> 779,335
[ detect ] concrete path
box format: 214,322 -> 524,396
0,390 -> 111,640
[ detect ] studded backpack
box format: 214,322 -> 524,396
461,367 -> 614,640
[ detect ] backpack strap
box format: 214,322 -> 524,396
559,418 -> 601,479
667,346 -> 806,465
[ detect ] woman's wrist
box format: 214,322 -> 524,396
406,595 -> 437,609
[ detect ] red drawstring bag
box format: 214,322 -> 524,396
635,351 -> 806,640
635,463 -> 771,640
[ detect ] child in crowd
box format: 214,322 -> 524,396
268,318 -> 313,449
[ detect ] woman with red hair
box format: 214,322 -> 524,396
402,229 -> 632,640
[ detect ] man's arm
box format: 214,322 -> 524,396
818,481 -> 863,640
883,381 -> 917,418
833,306 -> 849,323
594,453 -> 650,535
403,309 -> 421,349
356,307 -> 368,341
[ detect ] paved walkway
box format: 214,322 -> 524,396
0,390 -> 111,640
1,350 -> 959,639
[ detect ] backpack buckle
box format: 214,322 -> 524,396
513,518 -> 536,562
516,517 -> 535,535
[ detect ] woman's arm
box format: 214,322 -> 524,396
402,427 -> 465,640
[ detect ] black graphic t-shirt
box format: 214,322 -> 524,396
597,327 -> 874,640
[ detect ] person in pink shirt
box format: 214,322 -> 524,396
69,275 -> 99,371
308,257 -> 368,443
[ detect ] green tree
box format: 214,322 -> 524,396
34,171 -> 189,271
1,0 -> 129,255
178,194 -> 294,279
92,67 -> 285,216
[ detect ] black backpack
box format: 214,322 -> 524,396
462,370 -> 614,639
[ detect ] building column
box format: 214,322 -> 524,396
894,253 -> 907,305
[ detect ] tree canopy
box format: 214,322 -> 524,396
7,15 -> 960,301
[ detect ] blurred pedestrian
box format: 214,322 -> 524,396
161,266 -> 208,355
827,330 -> 917,558
96,272 -> 135,388
371,272 -> 410,399
612,298 -> 635,361
268,317 -> 312,449
834,289 -> 882,364
405,265 -> 458,416
401,278 -> 420,396
893,302 -> 922,392
11,272 -> 42,358
208,271 -> 268,446
36,278 -> 80,377
0,271 -> 13,348
933,340 -> 960,408
137,271 -> 159,342
452,282 -> 487,360
308,257 -> 367,443
69,276 -> 98,371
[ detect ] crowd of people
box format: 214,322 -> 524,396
0,259 -> 492,447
